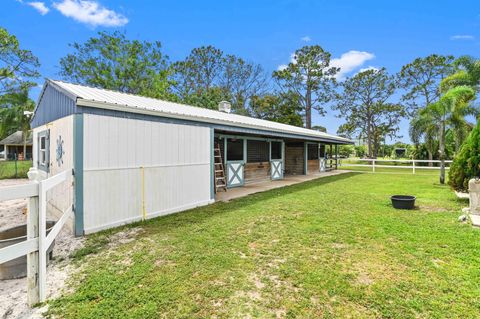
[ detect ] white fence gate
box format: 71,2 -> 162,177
0,169 -> 73,305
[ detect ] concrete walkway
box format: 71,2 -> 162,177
215,170 -> 351,202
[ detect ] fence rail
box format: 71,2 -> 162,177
0,168 -> 73,305
339,158 -> 453,174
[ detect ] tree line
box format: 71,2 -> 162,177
1,28 -> 479,184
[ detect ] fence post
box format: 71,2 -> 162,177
27,168 -> 40,306
372,159 -> 376,173
412,160 -> 416,174
15,153 -> 18,178
38,179 -> 46,302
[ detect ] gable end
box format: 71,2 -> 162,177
31,82 -> 77,128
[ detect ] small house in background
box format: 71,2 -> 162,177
30,79 -> 353,236
0,131 -> 33,160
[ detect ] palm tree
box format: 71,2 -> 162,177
418,86 -> 476,184
441,56 -> 480,91
409,113 -> 438,166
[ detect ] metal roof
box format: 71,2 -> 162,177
0,131 -> 33,145
48,80 -> 353,144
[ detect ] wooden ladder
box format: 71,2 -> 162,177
214,143 -> 227,193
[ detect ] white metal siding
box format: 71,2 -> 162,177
82,114 -> 212,233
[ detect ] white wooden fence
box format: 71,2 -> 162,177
0,169 -> 73,305
339,159 -> 453,174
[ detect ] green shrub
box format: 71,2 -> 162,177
338,145 -> 354,157
448,121 -> 480,192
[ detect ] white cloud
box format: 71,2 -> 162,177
355,66 -> 379,76
301,36 -> 311,42
276,50 -> 375,79
450,35 -> 475,40
289,52 -> 297,64
277,53 -> 296,70
53,0 -> 128,27
28,2 -> 49,15
358,66 -> 379,73
330,50 -> 375,79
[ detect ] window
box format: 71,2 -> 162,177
308,144 -> 319,160
271,141 -> 282,160
319,144 -> 326,158
38,130 -> 50,172
227,139 -> 244,161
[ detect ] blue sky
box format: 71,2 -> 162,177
2,0 -> 480,142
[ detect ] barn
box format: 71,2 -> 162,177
30,79 -> 352,236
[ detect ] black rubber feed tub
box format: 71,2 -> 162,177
391,195 -> 416,210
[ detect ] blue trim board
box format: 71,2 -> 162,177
73,114 -> 84,236
210,128 -> 214,200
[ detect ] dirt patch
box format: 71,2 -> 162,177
419,205 -> 450,213
106,227 -> 144,249
331,243 -> 347,249
356,272 -> 374,286
0,230 -> 84,319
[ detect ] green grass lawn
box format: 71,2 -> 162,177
49,172 -> 480,318
0,160 -> 32,179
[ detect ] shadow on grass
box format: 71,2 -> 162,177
150,172 -> 360,224
73,172 -> 360,259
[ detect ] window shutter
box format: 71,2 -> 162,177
45,130 -> 50,172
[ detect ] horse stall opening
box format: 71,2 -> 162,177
245,140 -> 270,184
307,143 -> 320,174
285,142 -> 305,175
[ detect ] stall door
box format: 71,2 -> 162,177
226,138 -> 245,187
270,160 -> 283,180
227,161 -> 245,187
270,141 -> 284,180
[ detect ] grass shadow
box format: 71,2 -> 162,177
74,172 -> 360,259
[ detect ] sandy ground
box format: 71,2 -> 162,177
0,179 -> 84,319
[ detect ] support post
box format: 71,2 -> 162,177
223,137 -> 227,166
243,138 -> 247,163
335,145 -> 338,170
304,142 -> 308,175
38,180 -> 46,302
27,170 -> 40,306
412,159 -> 416,174
329,144 -> 333,170
372,159 -> 376,173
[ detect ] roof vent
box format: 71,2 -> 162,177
218,101 -> 232,113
